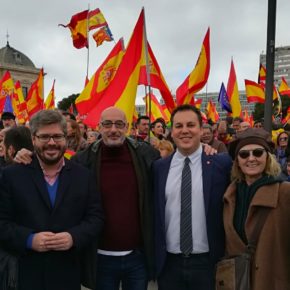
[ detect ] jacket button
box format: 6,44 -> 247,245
255,264 -> 259,270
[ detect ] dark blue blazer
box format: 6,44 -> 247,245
153,151 -> 232,277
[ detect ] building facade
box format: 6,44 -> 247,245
260,46 -> 290,86
0,41 -> 41,98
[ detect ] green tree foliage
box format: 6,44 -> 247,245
57,94 -> 79,111
252,95 -> 290,121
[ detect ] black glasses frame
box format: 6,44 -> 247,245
101,120 -> 126,129
35,134 -> 66,143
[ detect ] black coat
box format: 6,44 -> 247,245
0,157 -> 104,290
72,138 -> 160,279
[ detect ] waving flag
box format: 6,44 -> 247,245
88,8 -> 108,30
206,100 -> 219,123
194,98 -> 202,110
176,28 -> 210,105
139,41 -> 176,112
92,25 -> 114,46
0,71 -> 14,112
14,81 -> 28,123
144,93 -> 170,123
279,77 -> 290,96
245,79 -> 265,103
227,60 -> 241,117
44,80 -> 55,110
84,9 -> 145,127
218,82 -> 232,113
3,95 -> 13,113
75,38 -> 125,115
26,68 -> 44,117
258,63 -> 266,84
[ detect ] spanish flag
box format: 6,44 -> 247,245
14,81 -> 28,123
84,9 -> 145,128
44,80 -> 55,110
0,71 -> 14,112
139,41 -> 176,112
92,25 -> 113,47
206,100 -> 219,123
26,68 -> 44,117
279,77 -> 290,96
258,63 -> 266,84
227,60 -> 241,117
245,79 -> 265,103
176,28 -> 210,105
75,38 -> 125,115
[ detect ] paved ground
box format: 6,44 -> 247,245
82,281 -> 158,290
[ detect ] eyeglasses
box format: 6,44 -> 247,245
101,120 -> 126,129
279,137 -> 288,142
238,148 -> 266,159
35,134 -> 66,143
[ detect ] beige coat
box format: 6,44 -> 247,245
223,181 -> 290,290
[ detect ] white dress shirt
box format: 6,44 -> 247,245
165,145 -> 209,254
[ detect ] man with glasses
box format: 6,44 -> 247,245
72,107 -> 160,290
0,110 -> 104,290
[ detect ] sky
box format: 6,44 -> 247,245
1,0 -> 290,105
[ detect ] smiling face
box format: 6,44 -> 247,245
237,144 -> 267,184
33,123 -> 66,165
171,110 -> 202,156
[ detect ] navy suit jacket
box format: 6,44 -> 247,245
153,150 -> 232,277
0,156 -> 104,290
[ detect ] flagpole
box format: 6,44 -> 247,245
86,4 -> 90,79
142,7 -> 152,141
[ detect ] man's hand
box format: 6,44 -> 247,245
203,143 -> 217,155
14,148 -> 33,164
44,232 -> 73,251
31,232 -> 55,252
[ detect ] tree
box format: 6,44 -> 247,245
57,94 -> 79,111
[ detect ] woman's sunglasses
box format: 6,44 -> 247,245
238,148 -> 266,159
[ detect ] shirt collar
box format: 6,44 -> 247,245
175,144 -> 203,163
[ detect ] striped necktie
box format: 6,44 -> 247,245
180,157 -> 193,255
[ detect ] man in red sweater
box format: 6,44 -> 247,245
73,107 -> 160,290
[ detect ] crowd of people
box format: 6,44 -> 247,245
0,105 -> 289,290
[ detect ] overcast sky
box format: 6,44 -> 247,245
1,0 -> 290,105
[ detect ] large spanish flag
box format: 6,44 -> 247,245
44,80 -> 55,110
139,41 -> 176,112
84,9 -> 145,128
245,79 -> 265,103
0,71 -> 14,112
176,28 -> 210,105
75,38 -> 125,115
227,60 -> 241,117
26,68 -> 44,117
279,77 -> 290,96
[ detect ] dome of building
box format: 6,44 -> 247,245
0,42 -> 35,68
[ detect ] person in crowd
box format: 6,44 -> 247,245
72,107 -> 160,290
150,119 -> 166,140
62,111 -> 76,121
253,119 -> 264,129
274,131 -> 289,170
0,110 -> 104,290
135,115 -> 150,141
232,117 -> 243,133
153,104 -> 232,290
66,119 -> 87,152
2,126 -> 34,164
224,127 -> 290,290
86,130 -> 99,145
217,120 -> 232,146
77,121 -> 87,140
149,136 -> 160,149
201,124 -> 228,153
158,139 -> 174,158
0,128 -> 10,167
1,112 -> 16,128
239,121 -> 251,132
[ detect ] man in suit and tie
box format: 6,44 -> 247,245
153,104 -> 232,290
0,110 -> 104,290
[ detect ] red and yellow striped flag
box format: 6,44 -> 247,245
26,68 -> 44,117
176,28 -> 210,105
206,100 -> 219,123
84,9 -> 145,128
245,79 -> 265,103
279,77 -> 290,96
44,80 -> 55,110
227,60 -> 241,117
